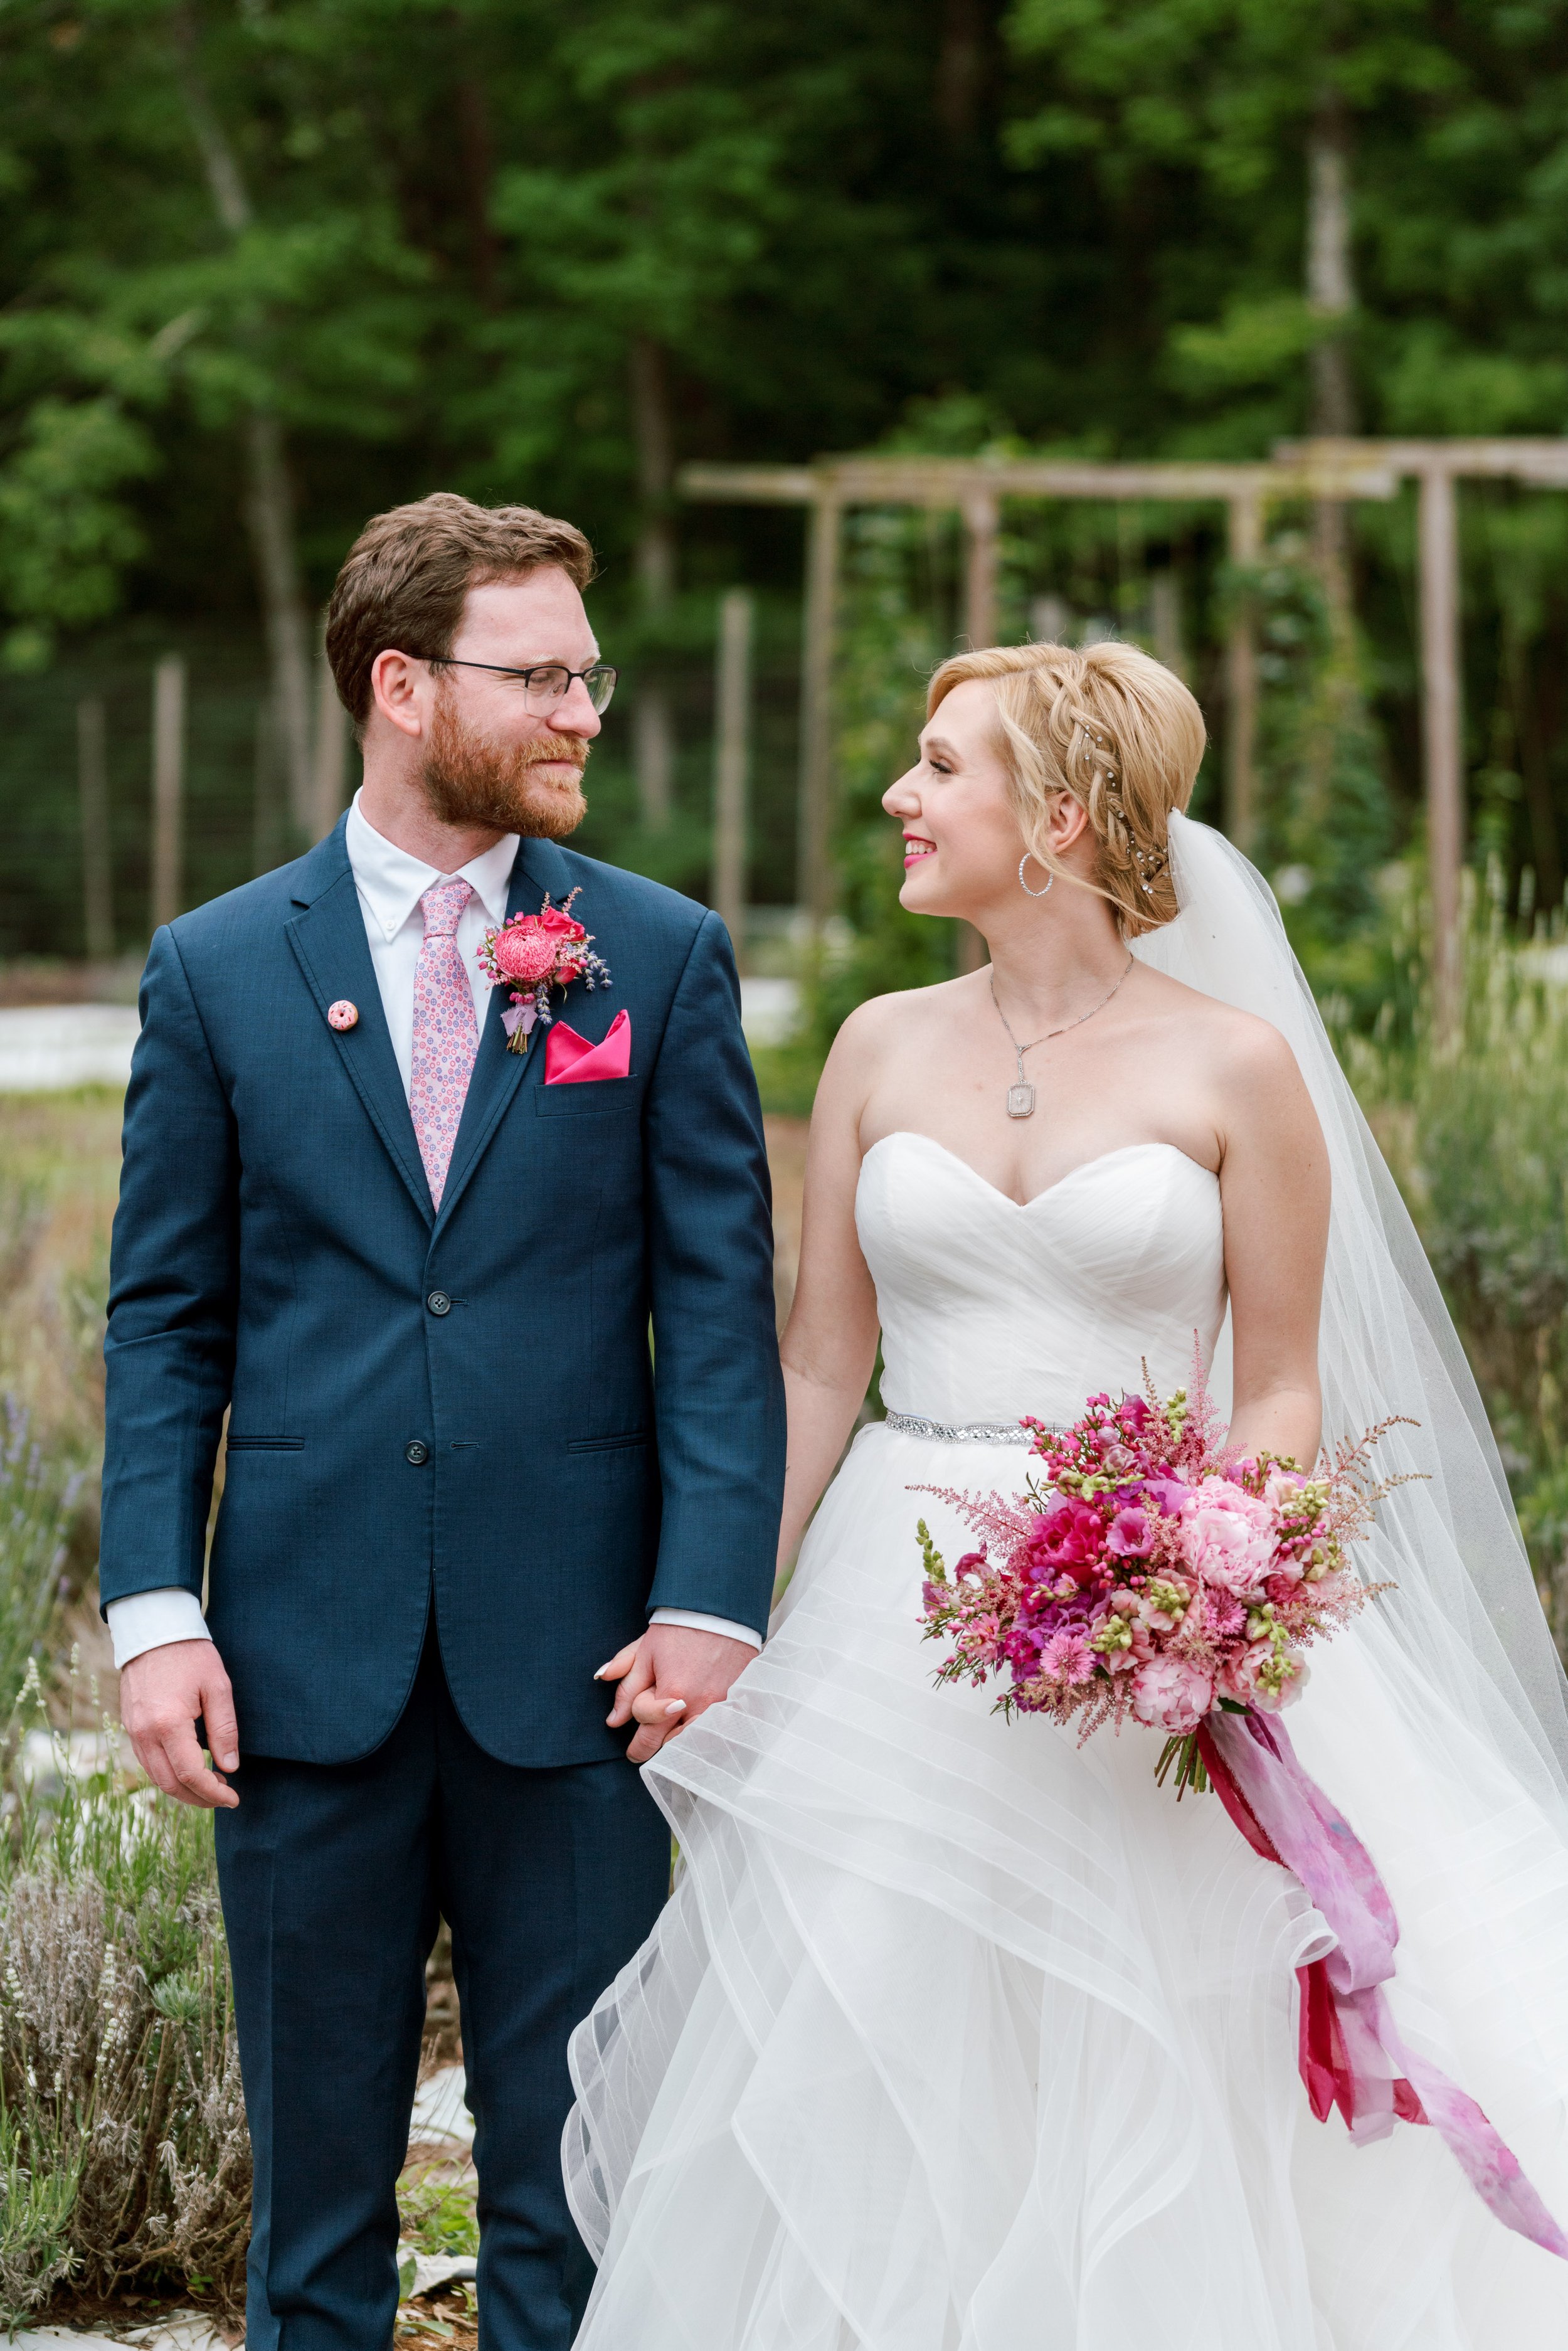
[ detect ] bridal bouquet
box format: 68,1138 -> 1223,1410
915,1364 -> 1568,2263
478,888 -> 612,1055
916,1361 -> 1390,1796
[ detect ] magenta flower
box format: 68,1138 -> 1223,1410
1106,1504 -> 1155,1557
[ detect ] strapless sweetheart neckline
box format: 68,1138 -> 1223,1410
862,1129 -> 1218,1212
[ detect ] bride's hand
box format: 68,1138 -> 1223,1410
596,1624 -> 757,1765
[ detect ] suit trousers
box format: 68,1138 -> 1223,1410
215,1625 -> 670,2351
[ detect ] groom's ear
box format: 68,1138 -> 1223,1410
369,648 -> 431,741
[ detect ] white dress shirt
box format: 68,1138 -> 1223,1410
109,790 -> 763,1667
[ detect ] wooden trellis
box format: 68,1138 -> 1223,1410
681,440 -> 1568,1014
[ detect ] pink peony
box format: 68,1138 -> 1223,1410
1130,1653 -> 1215,1733
1026,1499 -> 1106,1584
1219,1642 -> 1308,1712
1179,1477 -> 1277,1597
492,920 -> 560,985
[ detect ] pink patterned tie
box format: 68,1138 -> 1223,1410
410,879 -> 479,1208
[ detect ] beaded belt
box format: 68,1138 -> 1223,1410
882,1411 -> 1046,1445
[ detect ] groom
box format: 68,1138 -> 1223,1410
98,494 -> 784,2350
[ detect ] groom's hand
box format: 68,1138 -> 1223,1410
119,1639 -> 241,1809
597,1624 -> 755,1766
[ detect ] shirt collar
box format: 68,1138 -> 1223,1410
345,788 -> 518,940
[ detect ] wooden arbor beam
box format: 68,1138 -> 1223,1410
679,452 -> 1397,923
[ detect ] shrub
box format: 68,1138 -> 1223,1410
0,1399 -> 76,1724
1341,873 -> 1568,1641
0,1683 -> 250,2325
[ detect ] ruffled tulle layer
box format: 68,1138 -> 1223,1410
565,1425 -> 1568,2348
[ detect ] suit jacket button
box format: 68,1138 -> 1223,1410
426,1291 -> 452,1317
405,1438 -> 430,1466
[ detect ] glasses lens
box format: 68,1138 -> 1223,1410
521,665 -> 571,711
585,664 -> 617,714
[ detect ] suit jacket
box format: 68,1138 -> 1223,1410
98,820 -> 785,1768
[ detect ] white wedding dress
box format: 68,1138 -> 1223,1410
565,819 -> 1568,2349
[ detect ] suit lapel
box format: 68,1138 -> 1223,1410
285,825 -> 435,1226
434,837 -> 573,1232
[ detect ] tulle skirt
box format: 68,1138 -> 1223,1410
564,1423 -> 1568,2348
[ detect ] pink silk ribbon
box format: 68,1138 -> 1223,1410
544,1009 -> 632,1085
1195,1709 -> 1568,2260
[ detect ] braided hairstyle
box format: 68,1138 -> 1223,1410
927,639 -> 1206,937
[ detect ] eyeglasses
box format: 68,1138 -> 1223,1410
428,657 -> 618,715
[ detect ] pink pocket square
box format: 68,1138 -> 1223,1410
544,1008 -> 632,1085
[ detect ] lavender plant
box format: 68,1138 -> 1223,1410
0,1684 -> 250,2323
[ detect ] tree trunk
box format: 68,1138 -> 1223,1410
630,335 -> 676,832
1306,85 -> 1355,609
455,69 -> 502,310
175,9 -> 315,838
936,0 -> 985,141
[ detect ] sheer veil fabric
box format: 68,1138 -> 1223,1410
1136,812 -> 1568,1808
563,813 -> 1568,2348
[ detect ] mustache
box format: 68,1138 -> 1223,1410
421,692 -> 591,838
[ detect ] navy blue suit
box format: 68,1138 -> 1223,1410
100,820 -> 784,2350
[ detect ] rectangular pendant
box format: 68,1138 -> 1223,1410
1005,1082 -> 1036,1120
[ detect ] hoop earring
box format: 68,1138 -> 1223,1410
1018,853 -> 1054,899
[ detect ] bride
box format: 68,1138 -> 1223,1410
568,640 -> 1568,2346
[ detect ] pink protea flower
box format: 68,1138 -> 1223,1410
1130,1652 -> 1215,1733
492,919 -> 562,985
1179,1477 -> 1277,1597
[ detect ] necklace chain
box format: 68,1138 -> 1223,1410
989,953 -> 1134,1120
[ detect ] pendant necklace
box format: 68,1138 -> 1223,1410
990,953 -> 1135,1120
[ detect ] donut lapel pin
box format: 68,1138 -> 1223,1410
327,1000 -> 359,1032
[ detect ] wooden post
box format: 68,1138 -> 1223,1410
797,490 -> 842,925
1149,571 -> 1185,678
310,637 -> 349,842
712,588 -> 753,958
962,490 -> 999,649
1419,464 -> 1464,1031
1225,494 -> 1263,853
76,694 -> 114,962
151,654 -> 186,931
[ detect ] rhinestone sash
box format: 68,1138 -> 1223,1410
882,1411 -> 1048,1445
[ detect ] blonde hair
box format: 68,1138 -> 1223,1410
927,639 -> 1206,937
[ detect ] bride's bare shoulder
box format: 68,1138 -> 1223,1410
830,977 -> 967,1056
1136,965 -> 1313,1118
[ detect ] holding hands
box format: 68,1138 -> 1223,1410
596,1622 -> 756,1765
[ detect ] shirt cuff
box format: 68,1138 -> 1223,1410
650,1606 -> 762,1651
107,1588 -> 213,1670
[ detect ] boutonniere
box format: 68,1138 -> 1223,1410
477,888 -> 612,1056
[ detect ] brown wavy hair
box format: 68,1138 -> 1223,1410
927,639 -> 1206,937
326,492 -> 595,733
